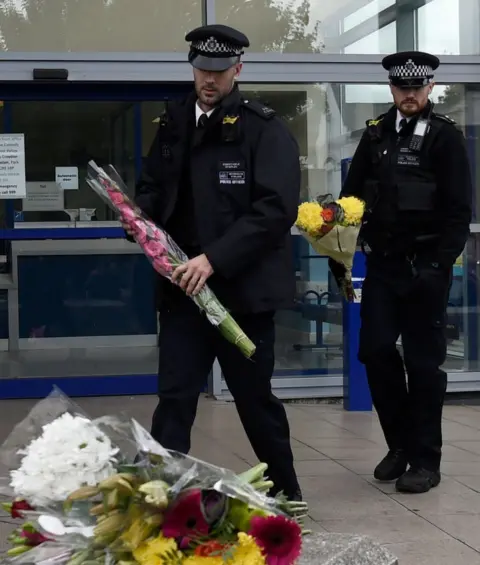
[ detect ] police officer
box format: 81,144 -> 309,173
339,51 -> 472,493
130,24 -> 302,500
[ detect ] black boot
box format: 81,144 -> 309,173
374,449 -> 408,481
288,487 -> 303,502
395,467 -> 441,493
269,484 -> 303,502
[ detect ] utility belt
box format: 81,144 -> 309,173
361,232 -> 440,261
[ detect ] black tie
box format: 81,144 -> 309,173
399,118 -> 408,134
198,113 -> 209,128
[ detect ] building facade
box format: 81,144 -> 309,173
0,0 -> 479,399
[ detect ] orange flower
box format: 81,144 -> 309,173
195,541 -> 228,557
321,207 -> 335,223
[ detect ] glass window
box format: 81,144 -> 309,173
216,0 -> 330,53
10,101 -> 136,224
0,0 -> 202,52
344,0 -> 395,32
0,289 -> 7,341
217,0 -> 480,54
141,102 -> 168,158
343,21 -> 396,54
454,233 -> 480,372
17,254 -> 157,339
417,0 -> 479,55
0,102 -> 6,265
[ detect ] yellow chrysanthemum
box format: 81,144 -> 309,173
183,556 -> 223,565
296,202 -> 324,235
336,196 -> 365,226
133,534 -> 181,565
183,534 -> 265,565
232,533 -> 266,565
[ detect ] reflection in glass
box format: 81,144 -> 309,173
344,21 -> 396,54
216,0 -> 325,53
343,0 -> 395,32
417,0 -> 480,55
0,0 -> 202,52
455,233 -> 480,372
217,0 -> 480,55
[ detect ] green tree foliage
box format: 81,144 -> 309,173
0,0 -> 323,53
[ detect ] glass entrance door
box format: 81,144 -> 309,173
10,100 -> 137,224
0,85 -> 190,397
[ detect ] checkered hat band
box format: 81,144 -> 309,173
389,59 -> 433,78
192,36 -> 242,56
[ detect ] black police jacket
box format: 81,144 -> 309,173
341,103 -> 472,268
134,86 -> 300,314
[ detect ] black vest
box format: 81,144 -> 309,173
361,109 -> 447,253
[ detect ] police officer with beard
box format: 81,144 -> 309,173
127,25 -> 302,501
338,51 -> 472,493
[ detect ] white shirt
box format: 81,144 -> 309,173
195,102 -> 215,125
396,110 -> 412,133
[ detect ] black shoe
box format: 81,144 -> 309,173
395,467 -> 441,493
288,487 -> 303,502
374,449 -> 408,481
268,485 -> 302,502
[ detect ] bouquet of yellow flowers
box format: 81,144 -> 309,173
1,389 -> 309,565
295,195 -> 365,301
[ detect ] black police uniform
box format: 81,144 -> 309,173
134,25 -> 301,499
340,51 -> 472,493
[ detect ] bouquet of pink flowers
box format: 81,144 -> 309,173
86,162 -> 256,359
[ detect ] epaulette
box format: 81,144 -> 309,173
152,110 -> 169,126
366,114 -> 386,128
432,112 -> 456,125
242,99 -> 276,120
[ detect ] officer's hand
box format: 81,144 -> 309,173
121,221 -> 135,237
172,254 -> 214,296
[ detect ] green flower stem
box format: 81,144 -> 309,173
237,463 -> 269,484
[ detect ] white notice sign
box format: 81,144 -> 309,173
0,134 -> 26,198
23,182 -> 64,212
55,166 -> 79,190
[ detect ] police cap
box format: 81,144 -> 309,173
382,51 -> 440,88
185,24 -> 250,72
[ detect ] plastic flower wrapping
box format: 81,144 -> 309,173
0,388 -> 309,565
85,161 -> 255,360
295,195 -> 365,302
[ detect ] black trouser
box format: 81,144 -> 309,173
151,293 -> 299,497
358,254 -> 451,471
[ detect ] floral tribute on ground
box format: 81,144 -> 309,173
85,161 -> 255,360
0,388 -> 309,565
295,195 -> 365,302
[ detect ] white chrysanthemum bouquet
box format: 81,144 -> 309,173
10,412 -> 119,507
